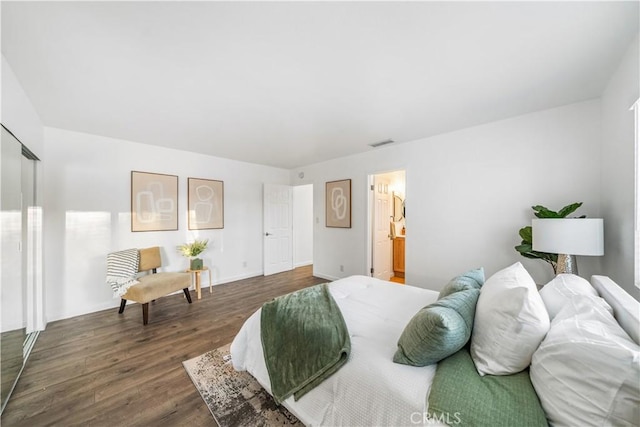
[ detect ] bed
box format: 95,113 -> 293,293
230,268 -> 640,426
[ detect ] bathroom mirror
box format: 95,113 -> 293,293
393,194 -> 404,221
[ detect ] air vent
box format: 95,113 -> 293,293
368,139 -> 395,148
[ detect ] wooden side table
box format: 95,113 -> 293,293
185,267 -> 212,300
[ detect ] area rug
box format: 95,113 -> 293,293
183,343 -> 303,427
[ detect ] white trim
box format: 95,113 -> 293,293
632,99 -> 640,289
313,272 -> 341,282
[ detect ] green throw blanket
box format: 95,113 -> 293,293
261,283 -> 351,404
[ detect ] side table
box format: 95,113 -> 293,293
185,266 -> 212,300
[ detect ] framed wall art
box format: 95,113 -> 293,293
188,177 -> 224,230
131,171 -> 178,232
326,179 -> 351,228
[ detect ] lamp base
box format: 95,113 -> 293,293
556,254 -> 578,275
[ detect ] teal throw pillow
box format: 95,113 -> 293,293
438,267 -> 485,299
393,288 -> 480,366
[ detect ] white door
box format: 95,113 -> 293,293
372,176 -> 392,280
263,184 -> 293,276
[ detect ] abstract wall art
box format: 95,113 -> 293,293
326,179 -> 351,228
131,171 -> 178,232
188,177 -> 224,230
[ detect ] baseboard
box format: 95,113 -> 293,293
294,260 -> 313,268
313,272 -> 341,281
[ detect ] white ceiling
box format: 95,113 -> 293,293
2,1 -> 638,169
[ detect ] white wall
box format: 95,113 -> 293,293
600,34 -> 640,299
43,127 -> 290,322
1,55 -> 43,158
292,100 -> 602,290
1,55 -> 46,331
293,184 -> 313,267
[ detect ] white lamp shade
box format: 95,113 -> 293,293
532,218 -> 604,256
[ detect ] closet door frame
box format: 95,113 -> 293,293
1,124 -> 42,414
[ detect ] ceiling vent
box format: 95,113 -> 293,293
368,139 -> 395,148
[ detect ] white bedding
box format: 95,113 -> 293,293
230,275 -> 447,427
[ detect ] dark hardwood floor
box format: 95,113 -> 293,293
2,265 -> 324,426
1,329 -> 25,409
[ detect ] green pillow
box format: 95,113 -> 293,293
428,349 -> 547,427
393,288 -> 480,366
438,268 -> 485,299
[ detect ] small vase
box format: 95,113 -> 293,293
190,258 -> 203,270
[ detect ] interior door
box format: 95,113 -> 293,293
263,184 -> 293,276
372,176 -> 392,280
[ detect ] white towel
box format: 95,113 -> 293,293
106,248 -> 140,297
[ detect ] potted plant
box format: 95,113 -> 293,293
178,238 -> 209,270
514,202 -> 585,274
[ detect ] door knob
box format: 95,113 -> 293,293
265,232 -> 272,236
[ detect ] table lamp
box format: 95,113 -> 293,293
532,218 -> 604,275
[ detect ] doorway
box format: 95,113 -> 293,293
368,170 -> 406,284
293,184 -> 314,268
263,183 -> 314,276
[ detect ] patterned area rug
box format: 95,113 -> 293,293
183,343 -> 303,427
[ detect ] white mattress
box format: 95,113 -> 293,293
230,275 -> 447,427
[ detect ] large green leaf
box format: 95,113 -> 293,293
518,226 -> 532,242
514,244 -> 558,265
558,202 -> 583,218
520,252 -> 542,260
532,205 -> 560,218
515,243 -> 532,252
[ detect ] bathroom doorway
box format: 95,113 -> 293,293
368,170 -> 406,284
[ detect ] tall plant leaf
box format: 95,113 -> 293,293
558,202 -> 583,218
518,226 -> 532,242
532,205 -> 560,218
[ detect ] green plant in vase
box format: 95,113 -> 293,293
514,202 -> 585,274
178,238 -> 209,270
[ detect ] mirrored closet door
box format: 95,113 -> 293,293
1,125 -> 40,413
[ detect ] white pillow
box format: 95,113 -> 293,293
470,262 -> 550,376
530,294 -> 640,427
539,273 -> 600,320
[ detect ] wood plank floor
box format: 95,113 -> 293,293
2,266 -> 325,426
1,329 -> 26,409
